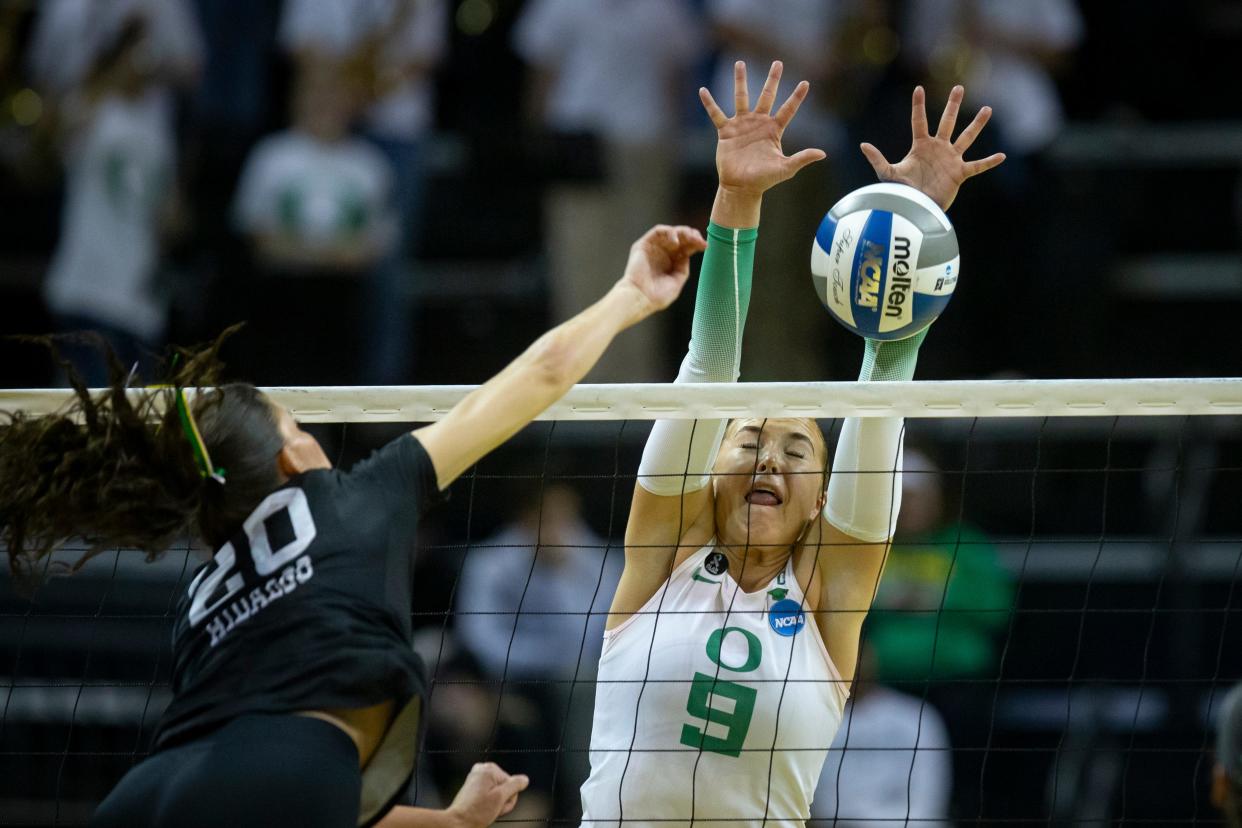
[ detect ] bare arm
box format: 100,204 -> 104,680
806,522 -> 890,686
415,226 -> 705,490
375,763 -> 529,828
377,807 -> 461,828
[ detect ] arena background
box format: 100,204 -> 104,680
2,1 -> 1242,825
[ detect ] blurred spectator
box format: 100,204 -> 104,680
455,482 -> 621,818
183,0 -> 283,335
867,446 -> 1012,820
187,0 -> 281,179
705,0 -> 881,381
26,0 -> 201,117
1214,683 -> 1242,828
232,58 -> 396,384
811,644 -> 952,828
0,1 -> 57,189
280,0 -> 448,384
902,0 -> 1083,162
456,483 -> 617,679
868,447 -> 1012,683
707,0 -> 852,156
27,0 -> 202,385
899,0 -> 1085,378
512,0 -> 704,383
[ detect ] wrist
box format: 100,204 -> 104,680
711,186 -> 762,228
859,328 -> 929,382
607,280 -> 656,329
874,173 -> 954,213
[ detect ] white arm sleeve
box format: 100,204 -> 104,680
637,223 -> 753,497
636,353 -> 732,497
824,334 -> 925,543
823,416 -> 904,544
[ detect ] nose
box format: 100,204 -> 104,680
755,446 -> 781,474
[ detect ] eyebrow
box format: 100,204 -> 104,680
737,425 -> 815,448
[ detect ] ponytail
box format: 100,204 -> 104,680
0,330 -> 284,585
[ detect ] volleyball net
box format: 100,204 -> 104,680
2,379 -> 1241,826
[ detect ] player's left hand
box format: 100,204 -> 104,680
445,762 -> 530,828
859,85 -> 1006,211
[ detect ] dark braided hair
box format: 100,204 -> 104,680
0,330 -> 286,585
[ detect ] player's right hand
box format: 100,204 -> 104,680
699,60 -> 826,199
619,225 -> 707,317
446,762 -> 530,828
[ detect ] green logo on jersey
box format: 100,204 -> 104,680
691,565 -> 720,585
679,626 -> 762,758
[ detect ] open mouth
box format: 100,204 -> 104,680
745,487 -> 782,507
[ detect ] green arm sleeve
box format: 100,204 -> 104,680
859,327 -> 930,382
636,222 -> 758,495
686,222 -> 758,380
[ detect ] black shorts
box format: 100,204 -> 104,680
90,714 -> 363,828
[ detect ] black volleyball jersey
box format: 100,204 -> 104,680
154,433 -> 444,826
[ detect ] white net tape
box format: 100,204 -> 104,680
3,378 -> 1242,422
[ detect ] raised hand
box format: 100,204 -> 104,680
620,225 -> 708,316
860,85 -> 1006,211
700,60 -> 826,199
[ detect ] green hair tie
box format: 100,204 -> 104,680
174,387 -> 226,485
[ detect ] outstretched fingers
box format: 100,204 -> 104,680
859,142 -> 894,178
784,147 -> 827,176
753,60 -> 783,115
953,105 -> 992,151
964,152 -> 1007,178
699,87 -> 727,129
936,85 -> 965,140
733,60 -> 750,116
773,79 -> 811,131
910,86 -> 930,139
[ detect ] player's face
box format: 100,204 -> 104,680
712,418 -> 826,549
272,403 -> 332,476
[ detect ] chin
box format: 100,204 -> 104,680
733,512 -> 798,549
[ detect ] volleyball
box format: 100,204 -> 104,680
810,182 -> 960,341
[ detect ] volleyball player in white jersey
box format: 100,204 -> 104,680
579,61 -> 1006,827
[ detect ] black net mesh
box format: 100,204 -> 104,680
3,414 -> 1242,826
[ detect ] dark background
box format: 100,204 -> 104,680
1,0 -> 1241,825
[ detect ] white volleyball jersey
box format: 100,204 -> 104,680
581,543 -> 849,828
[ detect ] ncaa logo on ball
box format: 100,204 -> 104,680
811,183 -> 960,341
855,240 -> 885,310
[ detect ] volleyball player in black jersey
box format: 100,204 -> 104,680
0,224 -> 707,828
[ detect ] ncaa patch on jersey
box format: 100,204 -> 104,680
768,599 -> 805,637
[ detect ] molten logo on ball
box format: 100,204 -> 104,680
885,236 -> 912,319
